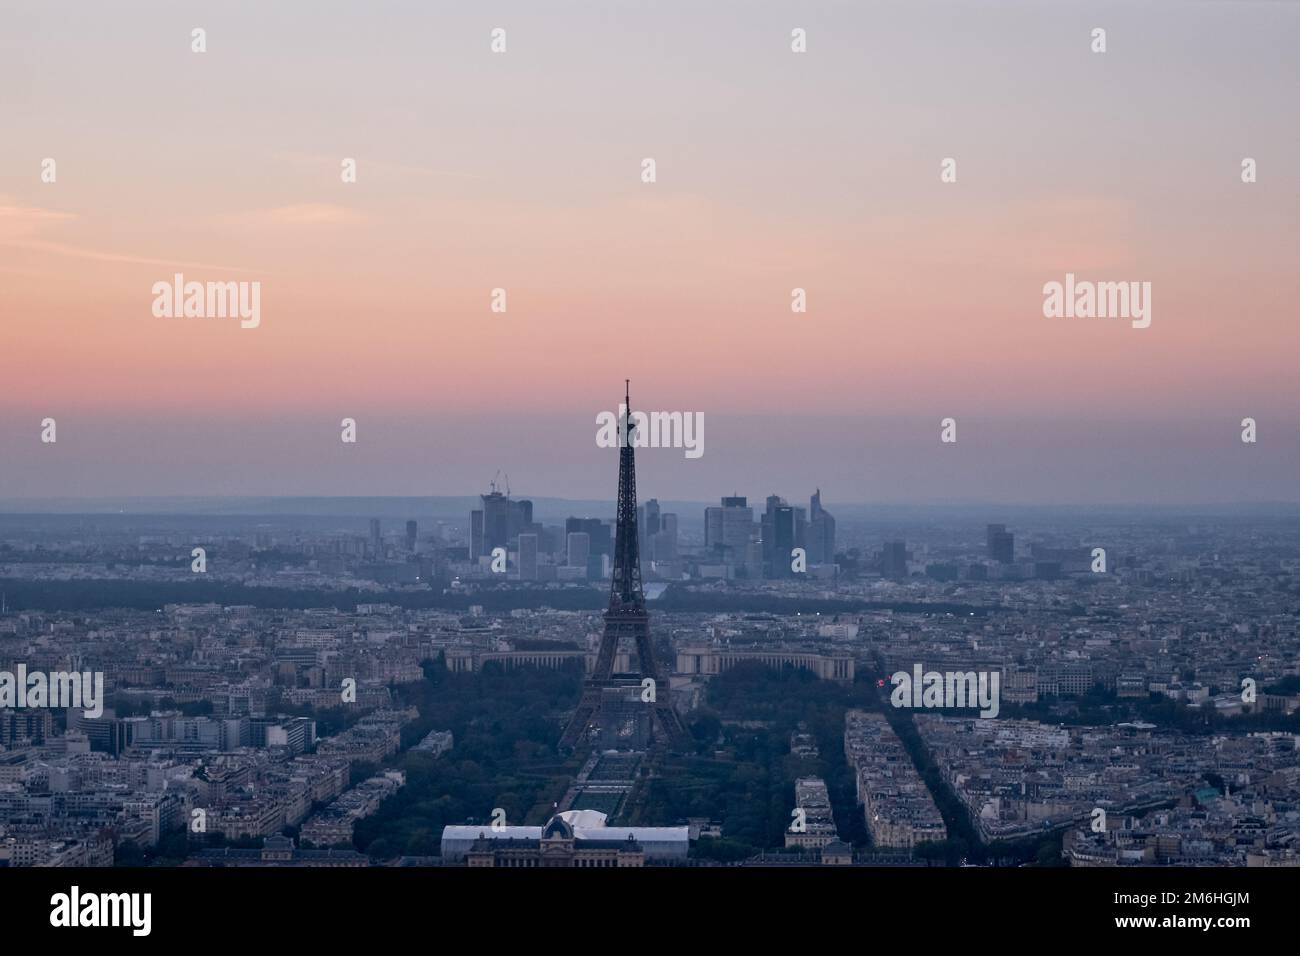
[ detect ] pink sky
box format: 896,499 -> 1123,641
1,1 -> 1297,502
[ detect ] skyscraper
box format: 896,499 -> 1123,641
881,540 -> 908,580
477,490 -> 534,555
704,506 -> 723,551
808,489 -> 836,565
639,499 -> 661,565
481,491 -> 511,554
369,518 -> 381,555
763,496 -> 800,577
518,533 -> 538,580
655,512 -> 678,562
405,520 -> 418,552
470,509 -> 485,561
987,523 -> 1014,563
565,517 -> 612,557
705,496 -> 755,573
566,531 -> 590,569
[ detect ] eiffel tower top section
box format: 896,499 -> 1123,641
609,380 -> 644,614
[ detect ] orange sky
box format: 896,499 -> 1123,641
1,1 -> 1297,502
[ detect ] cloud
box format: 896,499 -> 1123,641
0,238 -> 260,273
0,198 -> 77,241
0,198 -> 258,272
217,203 -> 367,228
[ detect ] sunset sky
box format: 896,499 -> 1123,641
2,0 -> 1297,504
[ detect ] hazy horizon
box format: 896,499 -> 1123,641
3,492 -> 1300,518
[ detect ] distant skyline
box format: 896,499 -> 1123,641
2,1 -> 1297,503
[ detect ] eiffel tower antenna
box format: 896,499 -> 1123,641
559,381 -> 687,751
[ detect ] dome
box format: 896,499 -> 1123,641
542,815 -> 574,840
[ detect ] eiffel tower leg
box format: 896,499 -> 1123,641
560,686 -> 601,749
652,700 -> 688,746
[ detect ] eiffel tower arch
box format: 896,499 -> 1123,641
559,382 -> 688,752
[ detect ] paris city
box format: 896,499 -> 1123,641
1,0 -> 1294,940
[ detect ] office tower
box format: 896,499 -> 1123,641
470,510 -> 485,561
520,520 -> 545,545
405,520 -> 418,552
568,517 -> 613,579
477,488 -> 534,554
369,518 -> 381,555
706,496 -> 755,571
808,489 -> 837,565
704,506 -> 723,549
987,523 -> 1014,563
763,496 -> 798,577
639,499 -> 661,564
721,497 -> 754,568
567,531 -> 591,568
655,512 -> 678,562
481,491 -> 511,553
566,517 -> 612,557
761,494 -> 781,564
540,525 -> 564,556
518,533 -> 538,580
559,381 -> 686,751
509,499 -> 534,540
881,540 -> 908,580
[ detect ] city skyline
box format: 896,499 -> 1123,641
2,411 -> 1298,505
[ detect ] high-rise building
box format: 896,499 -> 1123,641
481,492 -> 510,554
518,533 -> 538,580
405,520 -> 418,552
511,499 -> 534,538
720,497 -> 754,569
478,490 -> 534,554
566,531 -> 591,569
654,513 -> 678,562
881,540 -> 908,580
808,489 -> 837,565
369,519 -> 382,555
987,524 -> 1014,563
470,510 -> 485,561
986,523 -> 1003,553
704,507 -> 723,550
763,496 -> 800,577
565,517 -> 612,557
705,496 -> 755,572
639,499 -> 661,564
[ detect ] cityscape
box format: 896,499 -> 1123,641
2,0 -> 1294,937
3,402 -> 1299,872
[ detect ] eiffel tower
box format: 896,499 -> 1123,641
559,382 -> 688,751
